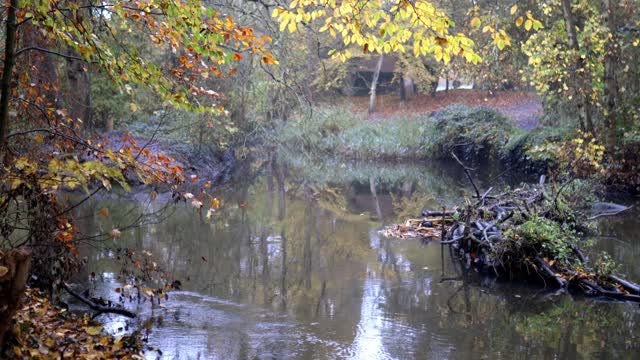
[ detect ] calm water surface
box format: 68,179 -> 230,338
73,154 -> 640,359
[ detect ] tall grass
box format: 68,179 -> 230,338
272,104 -> 520,160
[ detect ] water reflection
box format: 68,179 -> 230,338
73,154 -> 640,359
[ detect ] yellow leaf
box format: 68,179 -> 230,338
482,25 -> 492,33
470,17 -> 481,28
0,266 -> 8,277
516,16 -> 524,27
510,5 -> 518,15
525,19 -> 532,31
34,135 -> 43,143
130,103 -> 138,112
288,21 -> 296,33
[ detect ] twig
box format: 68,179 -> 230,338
451,152 -> 481,199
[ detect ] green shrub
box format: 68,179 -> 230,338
501,216 -> 579,266
423,105 -> 516,159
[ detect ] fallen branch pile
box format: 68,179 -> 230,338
384,155 -> 640,302
382,216 -> 452,239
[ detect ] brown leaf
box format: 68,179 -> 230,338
98,207 -> 109,218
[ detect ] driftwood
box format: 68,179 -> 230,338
62,283 -> 136,318
0,248 -> 32,346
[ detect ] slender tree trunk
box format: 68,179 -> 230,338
0,0 -> 19,151
561,0 -> 593,131
561,0 -> 579,50
603,0 -> 618,149
305,30 -> 315,103
368,54 -> 384,116
399,73 -> 406,103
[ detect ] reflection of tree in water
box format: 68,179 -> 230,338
512,297 -> 640,359
366,230 -> 640,359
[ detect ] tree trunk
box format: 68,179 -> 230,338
603,0 -> 618,149
399,73 -> 406,103
0,248 -> 32,347
0,0 -> 19,151
368,54 -> 384,117
561,0 -> 579,51
66,57 -> 92,131
106,117 -> 114,132
561,0 -> 593,131
305,30 -> 315,103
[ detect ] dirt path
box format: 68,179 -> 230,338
342,89 -> 543,130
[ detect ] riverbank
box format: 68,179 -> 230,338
271,102 -> 640,194
2,288 -> 146,359
101,131 -> 237,189
272,104 -> 557,165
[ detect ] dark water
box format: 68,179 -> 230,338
73,154 -> 640,359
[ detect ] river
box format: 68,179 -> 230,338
71,153 -> 640,359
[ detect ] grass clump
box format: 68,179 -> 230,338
275,106 -> 432,159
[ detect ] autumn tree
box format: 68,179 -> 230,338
0,0 -> 274,346
523,0 -> 639,147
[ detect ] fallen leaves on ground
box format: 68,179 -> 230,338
340,90 -> 542,130
5,288 -> 144,359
